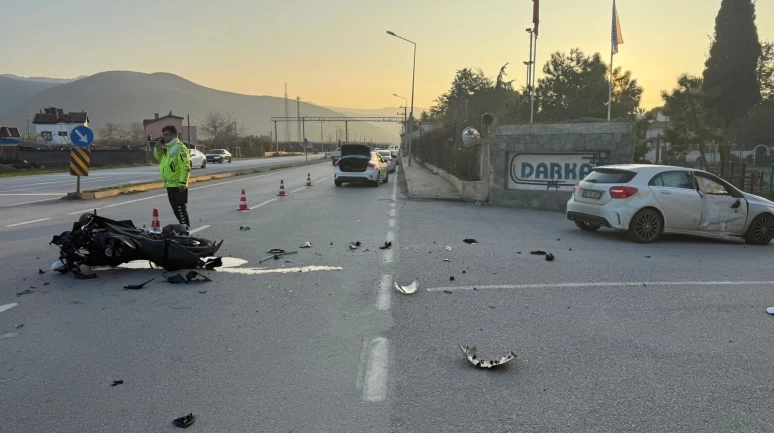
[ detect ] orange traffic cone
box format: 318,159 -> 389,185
305,173 -> 313,187
277,180 -> 287,197
238,189 -> 250,211
151,208 -> 161,232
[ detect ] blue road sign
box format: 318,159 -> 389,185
70,125 -> 94,148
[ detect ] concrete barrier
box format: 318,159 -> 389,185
424,162 -> 488,202
67,158 -> 327,200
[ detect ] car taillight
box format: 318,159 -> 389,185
334,162 -> 339,167
572,184 -> 578,193
388,158 -> 393,162
609,186 -> 638,199
368,162 -> 375,168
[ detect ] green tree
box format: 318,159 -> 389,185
702,0 -> 762,126
662,75 -> 721,168
533,49 -> 642,121
759,41 -> 774,102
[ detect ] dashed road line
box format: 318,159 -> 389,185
249,198 -> 278,209
385,231 -> 395,242
362,337 -> 389,402
387,209 -> 396,217
388,219 -> 396,228
0,303 -> 19,313
189,225 -> 210,234
377,275 -> 392,311
3,197 -> 62,208
6,218 -> 50,227
426,280 -> 774,292
382,249 -> 394,263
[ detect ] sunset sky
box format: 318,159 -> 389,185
4,0 -> 773,112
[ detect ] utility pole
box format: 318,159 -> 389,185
320,122 -> 323,153
296,96 -> 302,146
274,121 -> 278,155
187,114 -> 191,147
283,84 -> 290,149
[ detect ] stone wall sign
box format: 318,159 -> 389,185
508,152 -> 595,191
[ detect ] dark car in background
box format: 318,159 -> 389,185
206,149 -> 232,163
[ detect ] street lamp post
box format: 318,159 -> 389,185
387,31 -> 416,166
393,93 -> 408,140
526,28 -> 535,124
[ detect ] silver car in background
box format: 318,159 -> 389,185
377,150 -> 396,172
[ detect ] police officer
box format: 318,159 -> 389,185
154,125 -> 191,227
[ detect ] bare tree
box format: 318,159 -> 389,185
200,111 -> 245,148
128,121 -> 145,144
99,122 -> 120,145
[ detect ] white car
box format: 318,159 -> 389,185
334,144 -> 389,187
377,150 -> 396,172
189,148 -> 207,169
566,165 -> 774,244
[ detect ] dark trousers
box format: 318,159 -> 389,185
166,187 -> 190,227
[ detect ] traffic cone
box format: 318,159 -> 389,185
151,208 -> 161,232
305,173 -> 313,187
238,189 -> 250,211
277,180 -> 287,197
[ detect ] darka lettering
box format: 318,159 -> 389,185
518,162 -> 592,180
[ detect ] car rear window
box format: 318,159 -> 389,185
583,168 -> 636,184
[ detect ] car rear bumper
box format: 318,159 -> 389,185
566,196 -> 630,230
334,168 -> 379,183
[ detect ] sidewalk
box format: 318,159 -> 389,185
401,161 -> 461,200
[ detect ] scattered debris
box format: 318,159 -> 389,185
459,344 -> 517,369
203,257 -> 223,270
474,201 -> 482,206
545,253 -> 555,262
198,291 -> 207,294
443,290 -> 453,294
349,243 -> 360,250
488,306 -> 495,309
530,250 -> 546,255
450,276 -> 455,281
15,324 -> 23,328
173,413 -> 195,429
43,282 -> 49,286
556,238 -> 561,241
445,246 -> 452,251
463,239 -> 478,244
74,272 -> 98,280
767,307 -> 774,315
442,259 -> 451,262
462,270 -> 466,274
259,251 -> 297,263
644,256 -> 651,258
16,289 -> 34,297
164,272 -> 212,284
111,380 -> 124,387
239,226 -> 251,231
394,280 -> 418,295
38,269 -> 46,275
123,278 -> 155,290
266,249 -> 286,254
379,242 -> 392,250
300,241 -> 312,248
569,248 -> 572,251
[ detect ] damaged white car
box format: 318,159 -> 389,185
566,165 -> 774,245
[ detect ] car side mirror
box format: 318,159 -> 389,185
731,199 -> 741,209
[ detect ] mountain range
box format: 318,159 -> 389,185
0,71 -> 402,143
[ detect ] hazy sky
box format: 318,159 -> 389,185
4,0 -> 773,111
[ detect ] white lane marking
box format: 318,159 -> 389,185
317,177 -> 329,183
0,175 -> 157,193
391,167 -> 398,201
390,202 -> 396,208
377,275 -> 392,311
6,218 -> 51,227
426,280 -> 774,292
0,303 -> 19,313
382,249 -> 394,263
0,193 -> 64,196
249,198 -> 278,209
356,339 -> 371,390
3,198 -> 61,207
388,209 -> 396,217
388,219 -> 396,228
362,337 -> 389,402
66,165 -> 316,215
215,265 -> 342,275
290,186 -> 307,193
385,231 -> 395,242
189,225 -> 210,234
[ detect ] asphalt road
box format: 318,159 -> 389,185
0,154 -> 326,208
2,163 -> 774,432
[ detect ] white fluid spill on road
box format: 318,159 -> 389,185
377,275 -> 392,311
0,303 -> 19,313
426,280 -> 774,292
216,265 -> 342,275
107,257 -> 248,270
362,337 -> 389,402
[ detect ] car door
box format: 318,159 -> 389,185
648,171 -> 703,230
373,153 -> 386,179
694,173 -> 748,234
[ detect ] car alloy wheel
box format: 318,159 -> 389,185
746,214 -> 774,245
628,209 -> 661,243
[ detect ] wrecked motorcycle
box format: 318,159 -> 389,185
50,213 -> 223,274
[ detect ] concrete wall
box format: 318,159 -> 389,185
424,161 -> 488,201
489,122 -> 633,211
0,148 -> 152,168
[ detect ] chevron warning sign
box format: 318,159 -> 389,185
70,148 -> 90,177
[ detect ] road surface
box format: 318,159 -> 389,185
0,154 -> 326,208
1,163 -> 773,432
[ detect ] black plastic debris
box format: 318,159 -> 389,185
164,274 -> 188,284
203,257 -> 223,270
443,290 -> 453,294
16,289 -> 34,297
74,273 -> 98,280
463,239 -> 478,244
43,282 -> 49,286
530,250 -> 547,255
260,251 -> 297,263
38,269 -> 46,275
349,241 -> 361,250
198,291 -> 207,294
266,249 -> 285,254
300,241 -> 312,248
123,278 -> 155,290
111,380 -> 124,387
488,306 -> 495,309
556,238 -> 561,241
15,324 -> 23,328
644,256 -> 651,258
173,413 -> 195,429
164,272 -> 211,284
462,271 -> 467,274
459,344 -> 517,369
545,253 -> 555,262
239,226 -> 251,231
442,259 -> 451,262
379,242 -> 392,250
450,276 -> 455,281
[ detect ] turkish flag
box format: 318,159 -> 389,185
533,0 -> 540,38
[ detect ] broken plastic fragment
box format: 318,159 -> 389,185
74,272 -> 98,280
442,259 -> 451,262
463,239 -> 478,244
239,226 -> 251,231
530,250 -> 547,255
379,242 -> 392,250
50,261 -> 67,272
545,253 -> 555,262
349,242 -> 360,250
164,274 -> 188,284
767,307 -> 774,315
394,280 -> 418,295
300,241 -> 312,248
266,249 -> 285,254
16,289 -> 34,297
123,278 -> 155,290
450,276 -> 455,281
445,246 -> 452,251
111,380 -> 124,387
185,271 -> 211,282
15,324 -> 23,329
173,413 -> 195,429
203,257 -> 223,270
459,343 -> 517,369
38,269 -> 45,275
443,290 -> 453,294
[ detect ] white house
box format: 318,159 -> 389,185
32,106 -> 89,145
